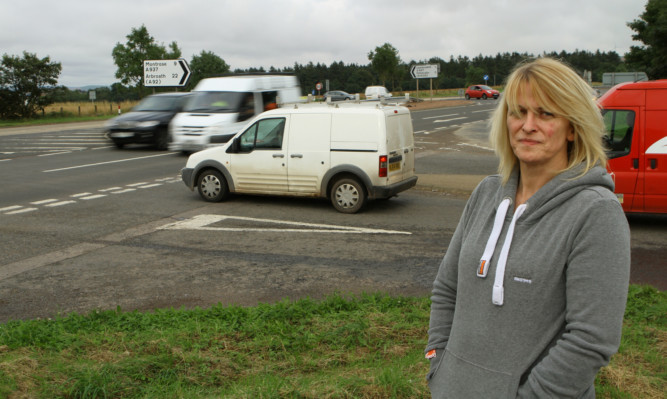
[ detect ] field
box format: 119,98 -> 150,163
42,100 -> 140,118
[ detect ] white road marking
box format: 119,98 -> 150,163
45,200 -> 76,207
457,142 -> 494,152
160,214 -> 412,235
423,113 -> 459,120
5,207 -> 37,215
433,117 -> 467,123
111,188 -> 136,194
30,199 -> 59,205
81,194 -> 107,200
71,192 -> 92,198
0,205 -> 23,212
43,153 -> 172,173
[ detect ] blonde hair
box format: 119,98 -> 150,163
489,57 -> 607,183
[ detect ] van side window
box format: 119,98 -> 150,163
238,118 -> 286,152
238,93 -> 256,122
262,91 -> 279,110
602,109 -> 635,158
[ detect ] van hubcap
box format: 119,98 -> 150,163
335,183 -> 359,208
200,175 -> 221,198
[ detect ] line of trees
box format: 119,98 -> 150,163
1,0 -> 665,119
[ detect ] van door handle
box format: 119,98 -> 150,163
650,158 -> 657,169
291,154 -> 303,158
633,158 -> 639,169
273,154 -> 285,158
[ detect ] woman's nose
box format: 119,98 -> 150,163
522,112 -> 538,133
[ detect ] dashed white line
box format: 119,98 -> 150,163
71,192 -> 92,198
5,207 -> 38,215
0,205 -> 23,212
30,199 -> 59,205
111,188 -> 136,194
45,200 -> 76,207
80,194 -> 107,200
138,183 -> 162,189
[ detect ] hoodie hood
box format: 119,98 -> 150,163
499,164 -> 614,222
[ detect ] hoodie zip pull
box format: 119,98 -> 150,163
477,198 -> 511,278
492,203 -> 527,306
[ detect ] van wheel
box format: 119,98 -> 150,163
330,178 -> 366,214
197,169 -> 229,202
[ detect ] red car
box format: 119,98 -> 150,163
465,85 -> 500,100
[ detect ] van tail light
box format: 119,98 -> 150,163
379,155 -> 388,177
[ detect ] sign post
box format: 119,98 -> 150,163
143,59 -> 191,87
410,64 -> 439,100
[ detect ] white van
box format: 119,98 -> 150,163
169,75 -> 301,152
364,86 -> 392,100
180,102 -> 418,213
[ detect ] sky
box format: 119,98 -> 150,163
0,0 -> 648,88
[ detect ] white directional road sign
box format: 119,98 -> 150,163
410,64 -> 438,79
143,59 -> 191,87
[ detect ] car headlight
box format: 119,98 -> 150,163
137,121 -> 160,128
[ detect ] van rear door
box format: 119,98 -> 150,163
385,111 -> 415,184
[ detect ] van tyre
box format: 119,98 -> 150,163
331,177 -> 366,214
197,169 -> 229,202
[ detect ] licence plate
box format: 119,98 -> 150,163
388,162 -> 401,172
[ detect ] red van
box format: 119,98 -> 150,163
598,80 -> 667,214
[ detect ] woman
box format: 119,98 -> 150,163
425,58 -> 630,398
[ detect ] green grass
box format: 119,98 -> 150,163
0,287 -> 664,398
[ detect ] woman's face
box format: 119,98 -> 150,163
507,84 -> 574,172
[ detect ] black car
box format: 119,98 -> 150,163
322,90 -> 354,102
105,92 -> 190,150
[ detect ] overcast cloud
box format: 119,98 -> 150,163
0,0 -> 647,88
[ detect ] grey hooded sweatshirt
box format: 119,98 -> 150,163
426,165 -> 630,398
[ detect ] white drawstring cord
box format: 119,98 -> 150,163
477,198 -> 511,278
492,204 -> 527,306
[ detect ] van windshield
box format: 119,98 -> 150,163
183,91 -> 249,113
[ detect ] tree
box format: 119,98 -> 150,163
625,0 -> 667,79
368,43 -> 400,88
187,50 -> 230,90
465,65 -> 485,86
111,25 -> 182,91
0,51 -> 61,119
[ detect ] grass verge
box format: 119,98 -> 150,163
0,286 -> 664,398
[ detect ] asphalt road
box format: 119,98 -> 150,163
0,103 -> 664,323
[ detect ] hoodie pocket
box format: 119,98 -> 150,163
428,349 -> 517,398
